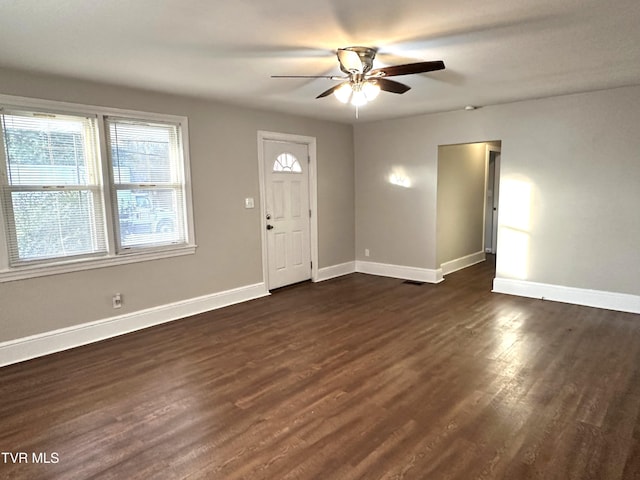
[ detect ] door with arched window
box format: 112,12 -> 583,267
263,140 -> 311,289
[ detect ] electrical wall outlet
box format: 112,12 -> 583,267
364,248 -> 370,257
112,293 -> 122,309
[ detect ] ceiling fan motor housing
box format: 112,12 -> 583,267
338,46 -> 377,75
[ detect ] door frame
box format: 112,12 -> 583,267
257,131 -> 318,289
483,143 -> 501,254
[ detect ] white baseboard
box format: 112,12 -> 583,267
0,282 -> 270,368
316,261 -> 356,282
493,278 -> 640,314
441,251 -> 486,276
356,260 -> 444,284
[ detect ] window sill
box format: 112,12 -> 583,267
0,245 -> 197,283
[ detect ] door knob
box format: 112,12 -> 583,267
266,224 -> 274,230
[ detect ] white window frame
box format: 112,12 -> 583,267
0,94 -> 196,282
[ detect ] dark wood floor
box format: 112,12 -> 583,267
2,259 -> 640,479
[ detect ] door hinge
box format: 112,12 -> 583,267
307,155 -> 310,163
310,261 -> 312,269
309,209 -> 312,218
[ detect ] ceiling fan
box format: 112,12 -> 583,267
272,46 -> 445,107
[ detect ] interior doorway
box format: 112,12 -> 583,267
436,140 -> 501,279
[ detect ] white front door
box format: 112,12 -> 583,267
263,140 -> 311,289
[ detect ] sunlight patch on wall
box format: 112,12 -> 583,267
499,229 -> 530,279
501,180 -> 532,231
498,178 -> 533,280
388,167 -> 412,188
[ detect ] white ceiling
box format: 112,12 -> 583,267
1,0 -> 639,123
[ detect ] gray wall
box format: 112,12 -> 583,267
355,85 -> 640,295
436,143 -> 487,266
0,68 -> 355,342
2,67 -> 639,344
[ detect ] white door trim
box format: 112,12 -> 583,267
257,131 -> 318,289
483,143 -> 502,254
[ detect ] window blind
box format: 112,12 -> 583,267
0,110 -> 107,265
105,117 -> 187,251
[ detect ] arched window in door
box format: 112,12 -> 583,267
273,153 -> 302,173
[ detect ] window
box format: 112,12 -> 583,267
273,153 -> 302,173
106,118 -> 187,251
0,97 -> 195,281
1,110 -> 106,265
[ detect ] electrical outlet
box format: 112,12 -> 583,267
112,293 -> 122,309
364,248 -> 370,257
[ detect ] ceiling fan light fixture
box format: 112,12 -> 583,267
363,81 -> 380,101
351,89 -> 368,107
334,83 -> 353,103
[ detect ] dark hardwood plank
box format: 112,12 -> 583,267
1,257 -> 640,479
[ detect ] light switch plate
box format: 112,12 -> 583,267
245,197 -> 255,209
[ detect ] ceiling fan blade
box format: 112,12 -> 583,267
376,78 -> 411,94
338,49 -> 364,73
371,60 -> 445,77
316,83 -> 345,99
271,75 -> 343,79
